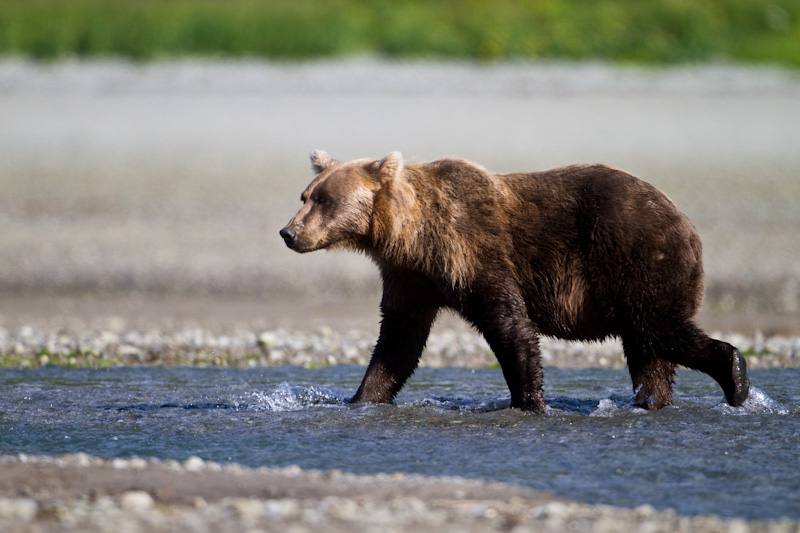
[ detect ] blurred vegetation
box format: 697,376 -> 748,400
0,0 -> 798,66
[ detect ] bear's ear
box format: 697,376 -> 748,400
376,151 -> 403,183
310,150 -> 336,174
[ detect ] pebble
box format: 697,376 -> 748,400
0,498 -> 38,523
231,498 -> 264,522
129,457 -> 149,470
183,456 -> 206,472
119,490 -> 154,512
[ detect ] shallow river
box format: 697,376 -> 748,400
0,365 -> 797,520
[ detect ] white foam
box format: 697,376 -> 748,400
588,396 -> 653,417
248,383 -> 345,412
714,386 -> 788,415
589,398 -> 623,418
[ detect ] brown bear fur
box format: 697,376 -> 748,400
280,151 -> 750,412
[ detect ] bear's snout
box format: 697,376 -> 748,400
279,226 -> 298,249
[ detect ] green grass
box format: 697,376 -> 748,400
0,0 -> 799,66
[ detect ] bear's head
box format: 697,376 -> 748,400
279,150 -> 406,254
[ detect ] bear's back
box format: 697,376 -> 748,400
495,164 -> 703,337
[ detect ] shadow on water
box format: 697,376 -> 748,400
95,390 -> 653,416
547,395 -> 634,415
103,402 -> 241,411
99,382 -> 351,412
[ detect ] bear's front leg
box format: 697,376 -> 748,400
350,305 -> 438,405
463,281 -> 545,412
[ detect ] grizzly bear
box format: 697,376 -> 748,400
279,151 -> 750,412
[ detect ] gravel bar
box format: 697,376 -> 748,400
1,324 -> 799,370
1,454 -> 798,533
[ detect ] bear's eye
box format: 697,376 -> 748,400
312,194 -> 328,205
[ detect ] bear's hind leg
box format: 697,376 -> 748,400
622,336 -> 676,410
631,320 -> 750,407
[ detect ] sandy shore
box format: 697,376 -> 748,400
1,454 -> 797,533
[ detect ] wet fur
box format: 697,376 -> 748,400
281,152 -> 750,412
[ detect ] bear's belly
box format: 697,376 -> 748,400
525,293 -> 612,342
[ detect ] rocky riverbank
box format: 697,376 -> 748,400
1,322 -> 799,370
1,454 -> 798,533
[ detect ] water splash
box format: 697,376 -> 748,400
588,398 -> 619,417
587,397 -> 651,417
245,381 -> 788,416
714,386 -> 788,415
248,382 -> 346,412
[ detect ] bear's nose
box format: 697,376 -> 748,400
279,227 -> 297,248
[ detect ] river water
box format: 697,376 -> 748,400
0,365 -> 797,520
